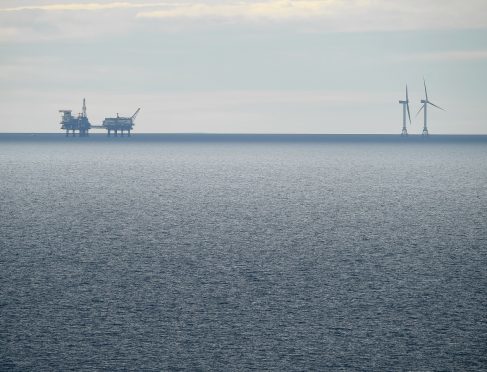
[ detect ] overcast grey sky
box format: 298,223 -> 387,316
1,0 -> 486,133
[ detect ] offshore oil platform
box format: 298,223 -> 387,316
60,99 -> 140,136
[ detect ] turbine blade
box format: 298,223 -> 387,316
428,101 -> 446,111
406,85 -> 409,102
424,78 -> 428,101
407,102 -> 412,124
416,104 -> 424,117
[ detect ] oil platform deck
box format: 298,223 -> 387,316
60,99 -> 140,136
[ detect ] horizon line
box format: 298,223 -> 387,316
2,132 -> 487,136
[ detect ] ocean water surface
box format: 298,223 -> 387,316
1,134 -> 486,370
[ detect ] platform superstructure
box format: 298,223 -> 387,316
102,108 -> 140,136
60,99 -> 91,136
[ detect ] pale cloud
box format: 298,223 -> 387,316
397,50 -> 487,62
136,1 -> 332,20
154,90 -> 384,109
135,0 -> 487,31
0,27 -> 18,42
1,0 -> 487,30
0,2 -> 176,12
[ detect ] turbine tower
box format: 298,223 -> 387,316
399,85 -> 411,136
417,79 -> 445,136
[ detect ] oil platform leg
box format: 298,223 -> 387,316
121,130 -> 124,137
72,129 -> 76,137
127,130 -> 131,137
114,129 -> 118,137
66,130 -> 69,137
107,130 -> 111,136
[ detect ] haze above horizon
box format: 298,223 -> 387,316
1,0 -> 487,134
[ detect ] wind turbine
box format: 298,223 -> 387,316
417,79 -> 445,136
399,85 -> 411,136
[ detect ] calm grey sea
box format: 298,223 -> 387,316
1,135 -> 486,371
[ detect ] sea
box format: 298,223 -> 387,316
1,134 -> 486,371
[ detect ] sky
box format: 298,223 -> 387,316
1,0 -> 487,134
